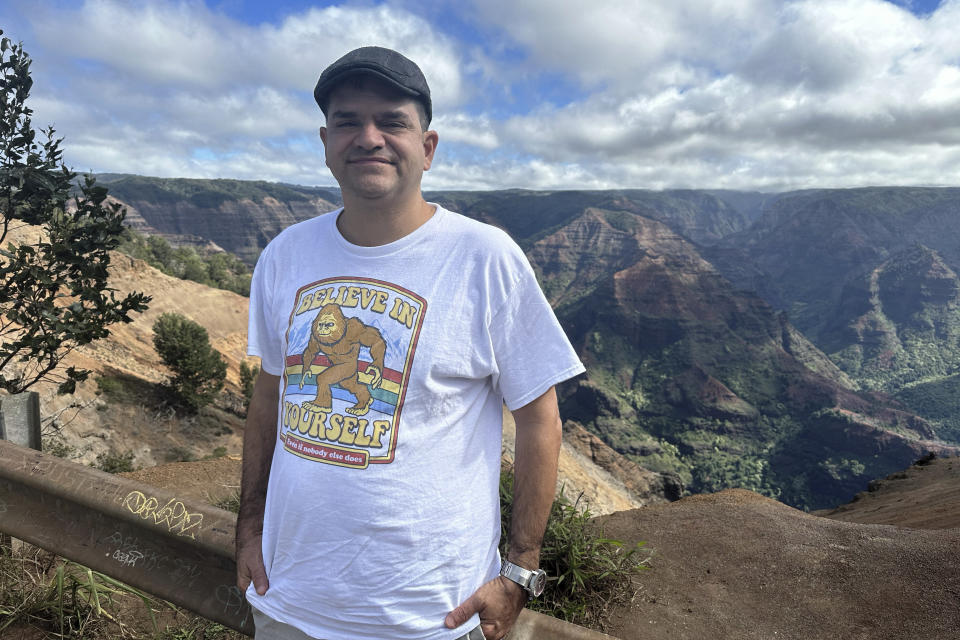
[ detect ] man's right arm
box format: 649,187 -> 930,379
236,371 -> 281,596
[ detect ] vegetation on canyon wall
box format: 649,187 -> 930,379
117,228 -> 252,296
0,32 -> 149,395
93,178 -> 960,511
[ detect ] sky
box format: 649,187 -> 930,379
1,0 -> 959,192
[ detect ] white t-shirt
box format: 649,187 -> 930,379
246,205 -> 584,640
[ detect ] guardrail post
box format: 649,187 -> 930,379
0,391 -> 42,450
0,391 -> 42,553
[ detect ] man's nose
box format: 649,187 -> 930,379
355,122 -> 384,149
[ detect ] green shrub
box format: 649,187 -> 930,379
43,438 -> 76,459
117,229 -> 251,295
95,376 -> 122,396
95,375 -> 138,404
97,373 -> 173,409
153,313 -> 227,411
165,447 -> 196,463
158,620 -> 239,640
499,468 -> 648,627
239,361 -> 259,409
94,449 -> 136,474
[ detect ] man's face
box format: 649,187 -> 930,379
319,78 -> 437,203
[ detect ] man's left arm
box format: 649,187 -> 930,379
445,386 -> 563,640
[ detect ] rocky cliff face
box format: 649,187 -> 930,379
89,177 -> 960,510
104,176 -> 341,265
827,244 -> 960,391
118,195 -> 339,266
433,188 -> 756,249
501,411 -> 679,515
525,206 -> 957,509
710,188 -> 960,362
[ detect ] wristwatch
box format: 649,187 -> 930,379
500,560 -> 547,600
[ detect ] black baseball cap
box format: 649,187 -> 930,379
314,46 -> 432,125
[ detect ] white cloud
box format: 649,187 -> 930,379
468,0 -> 779,92
471,0 -> 960,188
7,0 -> 960,190
31,0 -> 248,87
433,113 -> 499,149
14,0 -> 465,183
741,0 -> 924,92
31,1 -> 464,107
257,5 -> 465,109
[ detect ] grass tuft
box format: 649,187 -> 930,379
500,467 -> 650,628
0,544 -> 159,638
0,543 -> 245,639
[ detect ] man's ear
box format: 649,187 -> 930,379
319,126 -> 328,146
422,130 -> 439,171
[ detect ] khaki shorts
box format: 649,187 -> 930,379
251,607 -> 485,640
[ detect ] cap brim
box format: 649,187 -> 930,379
314,68 -> 420,113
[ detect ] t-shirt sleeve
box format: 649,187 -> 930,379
247,245 -> 285,376
489,247 -> 585,411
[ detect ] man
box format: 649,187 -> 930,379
236,46 -> 584,640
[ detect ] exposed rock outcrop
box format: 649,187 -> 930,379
501,410 -> 678,515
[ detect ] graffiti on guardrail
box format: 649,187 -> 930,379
122,490 -> 204,538
1,440 -> 255,635
10,452 -> 204,538
102,530 -> 204,588
9,450 -> 129,505
216,584 -> 252,628
112,548 -> 145,567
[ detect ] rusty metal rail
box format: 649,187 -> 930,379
0,438 -> 254,634
0,438 -> 618,638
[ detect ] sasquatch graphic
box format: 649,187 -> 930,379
298,303 -> 386,416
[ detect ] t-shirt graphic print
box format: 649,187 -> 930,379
280,276 -> 426,469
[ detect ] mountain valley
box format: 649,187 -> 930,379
47,177 -> 960,510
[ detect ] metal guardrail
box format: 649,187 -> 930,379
0,435 -> 619,639
0,437 -> 255,634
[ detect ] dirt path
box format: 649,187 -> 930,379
599,489 -> 960,640
121,455 -> 242,507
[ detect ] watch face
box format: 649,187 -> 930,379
531,570 -> 547,597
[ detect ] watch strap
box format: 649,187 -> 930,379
500,560 -> 546,600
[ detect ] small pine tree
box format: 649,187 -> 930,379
152,312 -> 226,411
0,32 -> 150,394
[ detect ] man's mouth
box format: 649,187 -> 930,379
348,157 -> 392,164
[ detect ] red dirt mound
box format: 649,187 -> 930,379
599,489 -> 960,640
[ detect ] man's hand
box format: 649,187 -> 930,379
236,532 -> 269,596
445,576 -> 527,640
